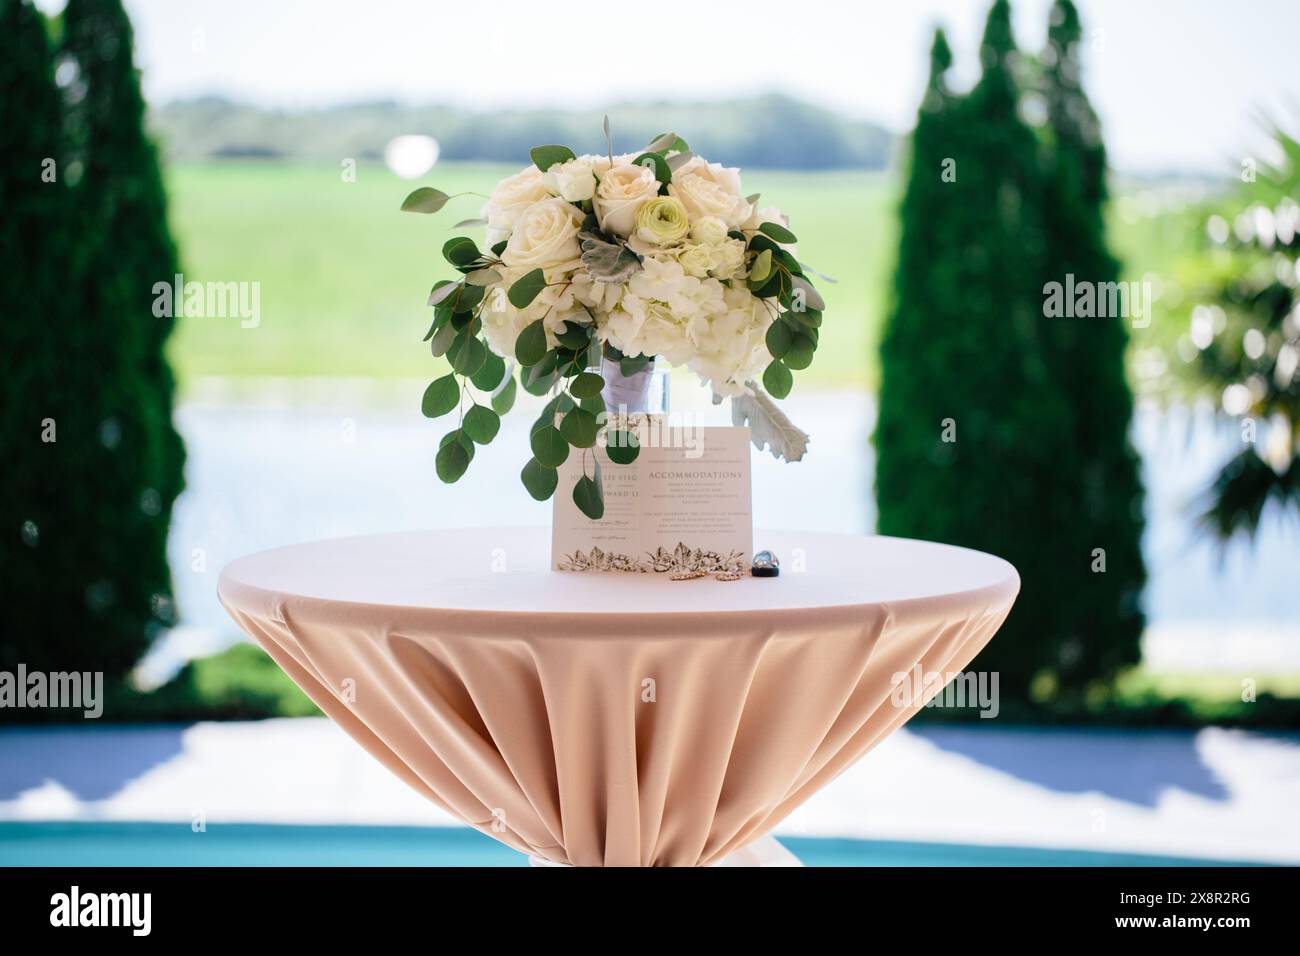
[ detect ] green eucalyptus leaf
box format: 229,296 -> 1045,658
790,275 -> 826,312
530,144 -> 576,172
666,150 -> 694,172
423,307 -> 449,342
619,355 -> 650,377
572,469 -> 604,520
789,308 -> 822,329
560,407 -> 599,448
749,248 -> 773,284
765,319 -> 793,359
442,236 -> 481,267
531,425 -> 569,468
632,151 -> 671,185
531,394 -> 573,435
439,429 -> 474,456
509,269 -> 548,309
427,279 -> 460,307
763,359 -> 793,399
449,283 -> 484,315
470,350 -> 507,391
515,320 -> 548,365
758,221 -> 798,244
401,187 -> 450,213
435,435 -> 471,482
421,374 -> 460,418
520,458 -> 558,501
783,334 -> 816,370
462,404 -> 501,444
555,320 -> 591,350
448,332 -> 487,377
530,349 -> 560,378
606,429 -> 640,465
521,366 -> 558,396
646,132 -> 688,154
569,371 -> 605,400
490,375 -> 518,415
429,319 -> 458,357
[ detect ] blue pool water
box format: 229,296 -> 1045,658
0,822 -> 1259,867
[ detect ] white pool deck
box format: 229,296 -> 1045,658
2,718 -> 1297,864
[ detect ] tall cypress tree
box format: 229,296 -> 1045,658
0,0 -> 183,683
62,0 -> 185,510
1037,0 -> 1146,688
876,1 -> 1077,697
0,0 -> 79,673
874,27 -> 963,547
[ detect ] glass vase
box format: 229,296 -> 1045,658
598,356 -> 669,416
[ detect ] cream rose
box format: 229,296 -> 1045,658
543,155 -> 600,202
676,243 -> 715,278
710,238 -> 747,280
690,216 -> 730,246
593,163 -> 660,237
501,197 -> 584,270
483,165 -> 551,246
668,157 -> 751,228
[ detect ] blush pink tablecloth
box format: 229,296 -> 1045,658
218,528 -> 1018,867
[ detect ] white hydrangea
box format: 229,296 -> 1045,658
596,255 -> 773,392
684,283 -> 775,396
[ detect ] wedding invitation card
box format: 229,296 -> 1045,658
552,419 -> 753,573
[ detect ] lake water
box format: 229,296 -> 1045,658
147,383 -> 1300,682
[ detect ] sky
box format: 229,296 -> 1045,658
37,0 -> 1300,174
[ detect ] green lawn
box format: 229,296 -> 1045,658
164,162 -> 896,392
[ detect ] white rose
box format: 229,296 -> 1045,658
501,198 -> 584,271
594,163 -> 660,237
709,238 -> 746,280
690,216 -> 730,246
543,155 -> 599,202
668,156 -> 751,228
483,166 -> 551,245
676,243 -> 715,278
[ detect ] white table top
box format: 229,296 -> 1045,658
218,527 -> 1019,618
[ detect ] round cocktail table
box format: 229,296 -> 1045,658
218,527 -> 1018,867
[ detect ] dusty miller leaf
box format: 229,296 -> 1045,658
730,383 -> 810,463
579,232 -> 642,283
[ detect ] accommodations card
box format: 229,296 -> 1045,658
552,418 -> 752,574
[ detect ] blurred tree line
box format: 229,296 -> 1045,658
150,93 -> 893,170
875,0 -> 1146,702
0,0 -> 183,685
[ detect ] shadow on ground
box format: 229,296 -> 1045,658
913,726 -> 1232,806
0,725 -> 187,801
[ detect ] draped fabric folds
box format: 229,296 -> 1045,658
219,528 -> 1018,867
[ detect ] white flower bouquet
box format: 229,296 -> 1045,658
403,124 -> 824,518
